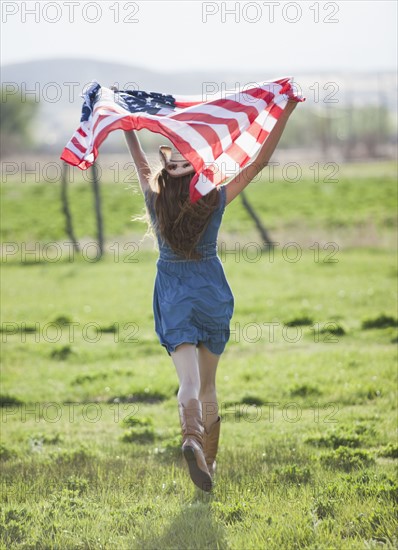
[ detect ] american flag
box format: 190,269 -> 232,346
60,78 -> 305,202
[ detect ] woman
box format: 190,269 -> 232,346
123,98 -> 298,492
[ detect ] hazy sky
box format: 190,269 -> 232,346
1,1 -> 397,72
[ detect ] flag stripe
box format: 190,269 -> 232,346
170,112 -> 240,141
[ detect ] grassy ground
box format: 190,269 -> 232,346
1,161 -> 397,549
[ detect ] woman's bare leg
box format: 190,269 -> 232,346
198,343 -> 221,432
170,343 -> 201,405
171,343 -> 213,491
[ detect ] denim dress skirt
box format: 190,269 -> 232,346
144,185 -> 234,356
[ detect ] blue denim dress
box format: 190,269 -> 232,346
144,185 -> 234,356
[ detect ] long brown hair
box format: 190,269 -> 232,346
147,168 -> 220,260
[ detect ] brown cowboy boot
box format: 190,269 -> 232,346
203,416 -> 221,478
178,398 -> 213,492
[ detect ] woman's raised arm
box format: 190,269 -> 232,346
110,86 -> 152,194
123,130 -> 152,194
224,99 -> 298,206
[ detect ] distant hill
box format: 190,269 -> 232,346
1,58 -> 397,152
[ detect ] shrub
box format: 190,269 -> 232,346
240,395 -> 264,406
95,323 -> 118,333
121,415 -> 155,443
312,496 -> 336,519
0,443 -> 19,462
361,314 -> 397,329
50,345 -> 74,361
285,315 -> 314,327
109,389 -> 167,404
305,430 -> 362,449
121,427 -> 155,444
319,322 -> 346,336
211,501 -> 248,524
289,383 -> 322,398
123,416 -> 154,428
271,463 -> 312,484
49,445 -> 95,464
72,372 -> 108,385
65,475 -> 89,495
320,446 -> 375,472
53,315 -> 72,325
378,443 -> 398,459
0,507 -> 32,545
0,394 -> 23,407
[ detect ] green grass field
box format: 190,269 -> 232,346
1,161 -> 397,549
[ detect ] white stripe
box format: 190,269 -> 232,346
65,139 -> 84,160
273,95 -> 289,108
84,153 -> 95,163
171,104 -> 252,135
73,129 -> 89,149
226,91 -> 266,113
182,120 -> 233,151
234,131 -> 259,157
254,110 -> 269,127
91,113 -> 126,140
92,103 -> 128,120
187,103 -> 253,124
234,106 -> 277,155
212,152 -> 241,180
195,174 -> 217,195
263,113 -> 278,133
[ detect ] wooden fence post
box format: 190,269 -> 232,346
91,162 -> 104,260
61,162 -> 80,252
240,190 -> 274,249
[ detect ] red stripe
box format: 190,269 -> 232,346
175,100 -> 202,108
71,136 -> 86,154
274,77 -> 290,87
93,113 -> 113,134
60,147 -> 81,167
247,121 -> 270,143
267,102 -> 284,120
244,88 -> 274,104
188,173 -> 204,203
170,112 -> 240,141
60,147 -> 92,170
186,123 -> 223,159
279,80 -> 292,95
209,99 -> 259,122
77,127 -> 87,138
225,142 -> 250,166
